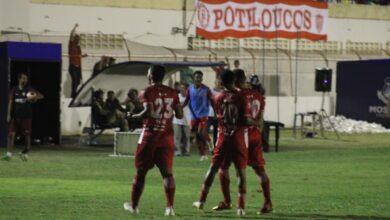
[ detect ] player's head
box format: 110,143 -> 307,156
233,68 -> 247,88
249,74 -> 266,95
18,72 -> 28,86
94,89 -> 104,100
193,71 -> 203,86
234,59 -> 240,68
180,82 -> 189,94
127,88 -> 138,100
147,65 -> 165,83
220,69 -> 235,89
107,90 -> 115,100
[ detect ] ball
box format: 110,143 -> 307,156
26,91 -> 37,102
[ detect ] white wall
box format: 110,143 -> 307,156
1,2 -> 389,134
328,18 -> 390,43
28,4 -> 190,48
0,0 -> 30,32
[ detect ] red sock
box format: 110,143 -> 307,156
196,139 -> 206,155
199,184 -> 210,202
131,174 -> 145,208
163,175 -> 176,207
253,166 -> 272,203
218,169 -> 231,204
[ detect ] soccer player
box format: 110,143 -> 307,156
123,65 -> 183,216
182,71 -> 214,161
193,69 -> 258,216
2,73 -> 44,161
213,69 -> 272,214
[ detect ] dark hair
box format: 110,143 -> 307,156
193,70 -> 203,77
107,90 -> 115,95
233,69 -> 246,84
127,88 -> 138,98
220,69 -> 235,86
17,72 -> 28,79
149,65 -> 165,82
93,89 -> 104,98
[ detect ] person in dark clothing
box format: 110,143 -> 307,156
124,88 -> 144,130
91,90 -> 128,131
2,73 -> 44,161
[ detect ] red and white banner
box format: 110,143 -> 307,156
196,0 -> 328,41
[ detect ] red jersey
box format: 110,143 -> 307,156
68,39 -> 81,66
242,88 -> 265,130
214,89 -> 246,136
140,84 -> 179,134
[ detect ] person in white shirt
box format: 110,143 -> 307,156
173,83 -> 191,156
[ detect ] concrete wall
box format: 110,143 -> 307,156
1,1 -> 389,134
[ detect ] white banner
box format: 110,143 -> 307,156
196,0 -> 328,41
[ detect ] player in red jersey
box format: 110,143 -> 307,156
123,65 -> 183,216
213,69 -> 272,214
192,69 -> 261,216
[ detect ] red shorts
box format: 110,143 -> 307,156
190,117 -> 208,131
9,118 -> 32,135
247,127 -> 265,167
212,128 -> 248,169
135,129 -> 174,170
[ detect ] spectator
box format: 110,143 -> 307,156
68,23 -> 87,98
92,89 -> 128,131
125,88 -> 144,130
233,59 -> 240,70
173,83 -> 191,156
91,56 -> 116,78
92,56 -> 110,78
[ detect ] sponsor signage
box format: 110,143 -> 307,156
196,0 -> 328,40
336,59 -> 390,128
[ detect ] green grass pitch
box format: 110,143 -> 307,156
1,130 -> 390,219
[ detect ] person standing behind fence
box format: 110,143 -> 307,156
174,83 -> 191,156
182,71 -> 215,161
68,23 -> 87,98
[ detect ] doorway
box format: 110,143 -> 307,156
10,60 -> 61,144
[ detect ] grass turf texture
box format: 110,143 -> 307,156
1,130 -> 389,219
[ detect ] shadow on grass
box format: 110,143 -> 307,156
186,212 -> 390,219
262,213 -> 390,220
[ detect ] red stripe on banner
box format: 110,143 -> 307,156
196,28 -> 327,41
199,0 -> 328,9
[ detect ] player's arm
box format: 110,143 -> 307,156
70,23 -> 78,39
174,98 -> 183,119
130,102 -> 151,119
181,88 -> 190,108
7,89 -> 14,122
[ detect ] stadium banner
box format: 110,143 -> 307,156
336,59 -> 390,128
196,0 -> 328,41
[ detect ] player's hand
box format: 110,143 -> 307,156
126,112 -> 133,119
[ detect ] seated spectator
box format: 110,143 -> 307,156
124,88 -> 143,130
92,89 -> 128,131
